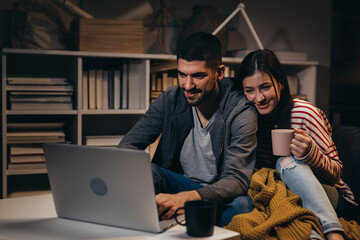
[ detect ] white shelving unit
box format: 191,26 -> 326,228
222,57 -> 318,105
1,48 -> 318,198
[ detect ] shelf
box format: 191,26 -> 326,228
5,110 -> 146,115
2,48 -> 318,65
222,56 -> 318,66
1,49 -> 152,198
2,48 -> 177,61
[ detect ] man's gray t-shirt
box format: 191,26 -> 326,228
179,107 -> 218,186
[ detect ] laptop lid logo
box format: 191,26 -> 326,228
90,178 -> 107,196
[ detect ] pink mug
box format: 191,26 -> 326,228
271,129 -> 295,156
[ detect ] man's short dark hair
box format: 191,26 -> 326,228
176,32 -> 222,70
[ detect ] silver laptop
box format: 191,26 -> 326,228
43,143 -> 181,233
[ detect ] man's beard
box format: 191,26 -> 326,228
182,85 -> 216,106
183,88 -> 202,106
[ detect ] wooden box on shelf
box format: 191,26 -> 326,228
73,18 -> 144,53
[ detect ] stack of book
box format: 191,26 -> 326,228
83,62 -> 145,110
8,144 -> 46,171
7,77 -> 73,110
7,122 -> 66,173
150,71 -> 178,103
85,135 -> 124,147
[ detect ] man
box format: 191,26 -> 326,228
119,32 -> 257,226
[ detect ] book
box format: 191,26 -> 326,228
7,137 -> 66,144
96,69 -> 103,110
151,72 -> 157,91
162,72 -> 168,91
138,62 -> 146,109
9,95 -> 72,102
7,122 -> 64,130
119,66 -> 123,109
88,69 -> 96,110
10,144 -> 44,155
82,70 -> 88,110
151,91 -> 162,99
7,131 -> 65,137
9,91 -> 73,96
85,135 -> 124,147
165,75 -> 176,90
10,102 -> 73,110
224,66 -> 230,78
9,154 -> 45,164
108,70 -> 114,109
8,163 -> 47,170
172,77 -> 178,87
6,85 -> 73,91
102,70 -> 109,110
122,62 -> 129,109
7,77 -> 68,85
114,70 -> 121,109
223,66 -> 236,78
8,139 -> 65,144
156,77 -> 162,91
128,61 -> 144,109
7,131 -> 66,144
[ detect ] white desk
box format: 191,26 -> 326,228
0,194 -> 240,240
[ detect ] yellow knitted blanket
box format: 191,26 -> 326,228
225,168 -> 324,240
339,218 -> 360,240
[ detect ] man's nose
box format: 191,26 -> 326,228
184,76 -> 195,90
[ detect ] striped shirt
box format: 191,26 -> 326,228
291,99 -> 357,206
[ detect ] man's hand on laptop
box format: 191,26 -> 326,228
156,190 -> 201,220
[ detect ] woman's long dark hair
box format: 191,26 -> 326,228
235,49 -> 294,128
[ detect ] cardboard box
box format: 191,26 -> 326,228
73,18 -> 144,53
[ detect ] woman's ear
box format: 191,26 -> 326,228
279,82 -> 284,90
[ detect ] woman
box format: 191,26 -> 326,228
235,49 -> 357,240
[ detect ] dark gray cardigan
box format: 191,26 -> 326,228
119,78 -> 258,204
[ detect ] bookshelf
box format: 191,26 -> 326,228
1,48 -> 318,198
149,57 -> 318,105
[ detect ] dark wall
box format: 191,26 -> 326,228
80,0 -> 333,114
3,0 -> 357,123
330,0 -> 360,127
